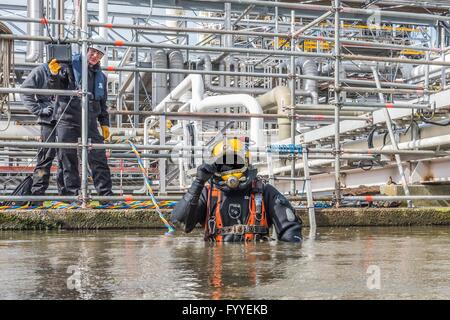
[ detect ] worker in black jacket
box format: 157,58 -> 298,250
20,60 -> 65,201
52,38 -> 113,199
171,137 -> 302,242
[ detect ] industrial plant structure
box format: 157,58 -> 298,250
2,0 -> 450,228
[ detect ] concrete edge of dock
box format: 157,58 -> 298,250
1,207 -> 450,230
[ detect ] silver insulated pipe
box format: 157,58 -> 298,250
26,0 -> 44,62
168,50 -> 184,91
296,58 -> 319,104
151,49 -> 169,109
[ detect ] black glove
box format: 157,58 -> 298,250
39,105 -> 54,117
186,162 -> 218,198
195,162 -> 218,184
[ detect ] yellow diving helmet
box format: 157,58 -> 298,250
210,137 -> 253,190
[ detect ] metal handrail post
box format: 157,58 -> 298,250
302,146 -> 316,239
159,112 -> 167,196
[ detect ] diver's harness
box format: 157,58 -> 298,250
204,178 -> 269,241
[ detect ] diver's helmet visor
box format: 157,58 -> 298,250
207,137 -> 251,190
213,155 -> 248,189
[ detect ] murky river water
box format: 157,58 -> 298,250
0,226 -> 449,299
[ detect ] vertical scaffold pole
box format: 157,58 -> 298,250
159,112 -> 167,195
290,9 -> 296,195
441,25 -> 446,91
333,0 -> 341,207
134,30 -> 139,128
274,0 -> 279,50
81,0 -> 89,207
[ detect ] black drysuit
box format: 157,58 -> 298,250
20,64 -> 64,196
171,180 -> 303,242
53,61 -> 113,197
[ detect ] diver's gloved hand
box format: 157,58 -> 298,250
195,162 -> 218,184
187,162 -> 218,198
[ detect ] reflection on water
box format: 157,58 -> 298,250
0,227 -> 450,299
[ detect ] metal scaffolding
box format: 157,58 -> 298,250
1,0 -> 450,210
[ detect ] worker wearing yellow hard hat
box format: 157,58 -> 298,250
172,136 -> 303,243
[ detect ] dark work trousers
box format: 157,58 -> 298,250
31,123 -> 65,195
56,122 -> 113,196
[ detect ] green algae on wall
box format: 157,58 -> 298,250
298,207 -> 450,227
1,207 -> 450,230
0,209 -> 167,230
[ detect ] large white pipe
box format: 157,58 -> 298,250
143,75 -> 203,189
195,94 -> 265,148
26,0 -> 43,62
256,86 -> 291,141
154,74 -> 204,112
383,133 -> 450,151
145,75 -> 203,180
